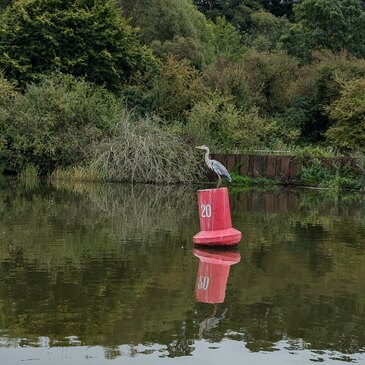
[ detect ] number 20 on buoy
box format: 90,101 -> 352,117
193,187 -> 242,246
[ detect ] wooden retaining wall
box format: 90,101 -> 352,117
211,154 -> 361,184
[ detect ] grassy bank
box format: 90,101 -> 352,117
226,156 -> 364,192
14,151 -> 365,191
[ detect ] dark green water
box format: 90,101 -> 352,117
0,178 -> 365,364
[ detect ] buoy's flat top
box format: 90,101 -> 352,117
197,187 -> 228,193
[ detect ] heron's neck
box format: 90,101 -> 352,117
204,148 -> 211,167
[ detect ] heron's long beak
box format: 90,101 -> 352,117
195,146 -> 204,150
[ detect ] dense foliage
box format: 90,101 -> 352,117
282,0 -> 365,61
119,0 -> 211,67
0,0 -> 157,91
326,78 -> 365,152
0,0 -> 364,182
91,111 -> 203,183
0,74 -> 124,172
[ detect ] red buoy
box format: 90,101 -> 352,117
193,187 -> 242,246
194,248 -> 241,304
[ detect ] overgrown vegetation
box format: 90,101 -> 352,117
299,158 -> 363,190
19,164 -> 40,188
0,0 -> 157,91
0,73 -> 124,173
0,0 -> 364,186
90,111 -> 204,183
326,77 -> 365,152
51,166 -> 103,183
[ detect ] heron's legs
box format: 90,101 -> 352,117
216,174 -> 222,188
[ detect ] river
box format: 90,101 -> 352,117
0,178 -> 364,364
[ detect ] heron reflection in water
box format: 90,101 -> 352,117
195,145 -> 232,188
199,305 -> 228,338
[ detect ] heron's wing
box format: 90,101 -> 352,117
211,160 -> 232,182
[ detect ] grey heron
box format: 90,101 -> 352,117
196,145 -> 232,187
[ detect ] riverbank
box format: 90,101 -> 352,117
4,151 -> 364,192
212,153 -> 365,192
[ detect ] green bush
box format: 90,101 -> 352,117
0,0 -> 157,91
203,50 -> 299,113
185,94 -> 278,151
0,71 -> 17,120
298,157 -> 362,190
90,110 -> 203,184
208,17 -> 247,61
279,23 -> 313,62
151,36 -> 209,69
328,176 -> 362,191
240,49 -> 299,113
193,0 -> 262,32
285,51 -> 365,142
118,0 -> 211,67
0,73 -> 124,173
248,10 -> 290,51
202,57 -> 255,110
325,78 -> 365,152
281,0 -> 365,62
0,72 -> 17,161
150,55 -> 207,120
299,158 -> 333,187
0,70 -> 16,104
295,0 -> 365,58
124,53 -> 207,118
119,0 -> 209,44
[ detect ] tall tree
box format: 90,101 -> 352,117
193,0 -> 262,31
248,10 -> 290,51
194,1 -> 300,25
119,0 -> 209,43
284,0 -> 365,59
119,0 -> 211,67
0,0 -> 157,91
261,0 -> 300,19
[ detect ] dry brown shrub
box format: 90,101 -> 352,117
90,110 -> 203,184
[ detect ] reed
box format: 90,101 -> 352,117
19,164 -> 39,188
51,166 -> 103,183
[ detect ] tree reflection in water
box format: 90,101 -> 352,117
0,179 -> 364,361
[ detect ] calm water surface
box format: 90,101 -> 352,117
0,178 -> 365,364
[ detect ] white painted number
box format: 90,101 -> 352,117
201,204 -> 212,218
198,276 -> 210,290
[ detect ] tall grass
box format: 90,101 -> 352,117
51,166 -> 103,183
19,164 -> 39,188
